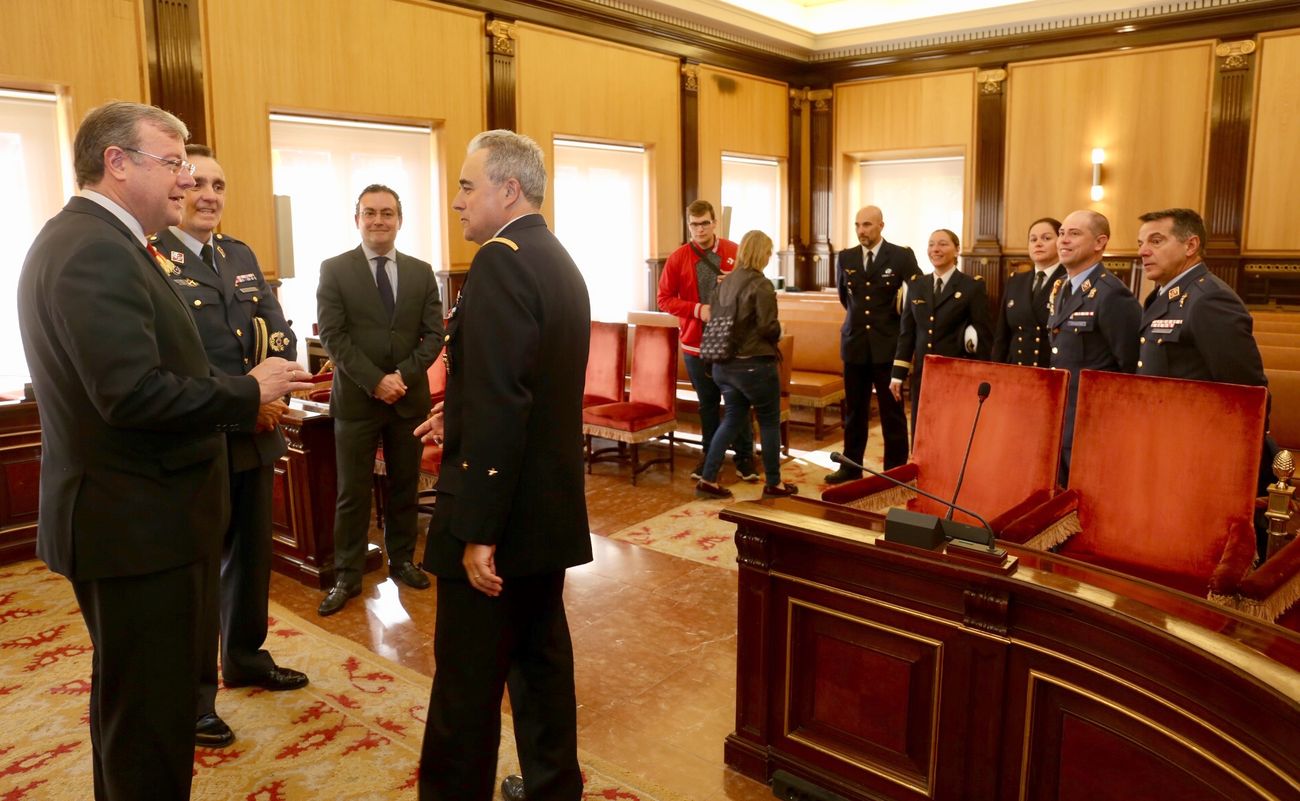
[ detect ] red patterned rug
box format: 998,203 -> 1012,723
0,560 -> 686,800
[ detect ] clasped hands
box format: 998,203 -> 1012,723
374,372 -> 407,404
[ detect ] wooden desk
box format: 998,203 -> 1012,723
0,400 -> 40,565
721,497 -> 1300,801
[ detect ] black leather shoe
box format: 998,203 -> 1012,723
224,665 -> 309,691
390,561 -> 430,589
195,713 -> 235,748
317,581 -> 360,616
762,482 -> 800,498
823,467 -> 863,485
501,774 -> 526,801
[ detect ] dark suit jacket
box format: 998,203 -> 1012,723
316,246 -> 443,420
1138,263 -> 1265,386
423,214 -> 593,578
17,197 -> 260,580
1047,265 -> 1142,384
992,264 -> 1065,366
153,228 -> 297,471
837,240 -> 921,365
892,269 -> 992,381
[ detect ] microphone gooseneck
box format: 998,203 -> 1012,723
946,382 -> 991,528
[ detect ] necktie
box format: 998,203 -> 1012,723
866,249 -> 874,271
201,243 -> 217,274
374,256 -> 396,319
934,275 -> 942,295
1032,270 -> 1045,294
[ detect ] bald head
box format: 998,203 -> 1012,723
855,205 -> 884,248
1057,209 -> 1111,275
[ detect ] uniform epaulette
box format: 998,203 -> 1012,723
485,236 -> 519,251
213,232 -> 245,246
909,274 -> 919,281
147,233 -> 158,242
974,274 -> 984,281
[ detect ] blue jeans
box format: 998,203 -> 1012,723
684,353 -> 754,466
703,359 -> 782,486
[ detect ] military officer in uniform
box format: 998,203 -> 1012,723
1048,209 -> 1142,483
1134,207 -> 1272,553
826,204 -> 922,483
889,228 -> 992,437
993,217 -> 1066,366
152,144 -> 308,749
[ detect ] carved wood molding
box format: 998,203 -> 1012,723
1216,39 -> 1256,71
963,588 -> 1010,636
681,63 -> 699,93
735,527 -> 771,570
487,19 -> 516,55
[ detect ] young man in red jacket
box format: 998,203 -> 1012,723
656,200 -> 757,481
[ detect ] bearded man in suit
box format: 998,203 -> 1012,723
316,184 -> 444,616
17,100 -> 309,800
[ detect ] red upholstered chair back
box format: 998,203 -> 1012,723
427,352 -> 447,401
1063,370 -> 1265,594
909,356 -> 1069,525
629,324 -> 678,412
585,321 -> 627,406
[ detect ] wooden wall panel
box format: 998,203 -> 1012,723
1244,28 -> 1300,255
0,0 -> 147,126
698,65 -> 789,243
515,24 -> 681,256
204,0 -> 485,275
833,71 -> 976,251
1004,43 -> 1214,254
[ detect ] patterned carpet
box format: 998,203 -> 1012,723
0,561 -> 687,801
608,430 -> 886,569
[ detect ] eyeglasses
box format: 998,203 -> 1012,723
122,147 -> 196,176
687,220 -> 715,229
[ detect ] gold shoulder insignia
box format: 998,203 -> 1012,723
253,317 -> 269,364
1168,286 -> 1181,301
485,236 -> 519,251
974,275 -> 984,281
147,234 -> 158,242
215,233 -> 224,240
909,274 -> 919,281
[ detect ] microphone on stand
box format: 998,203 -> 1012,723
946,381 -> 991,521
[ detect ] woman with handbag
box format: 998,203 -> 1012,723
695,230 -> 798,500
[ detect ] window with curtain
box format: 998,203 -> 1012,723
857,156 -> 964,274
0,89 -> 70,390
721,154 -> 782,277
552,139 -> 650,322
269,114 -> 439,361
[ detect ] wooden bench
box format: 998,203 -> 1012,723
1258,345 -> 1300,372
1254,320 -> 1300,335
1266,368 -> 1300,451
1254,331 -> 1300,348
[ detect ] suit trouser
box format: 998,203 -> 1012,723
419,572 -> 582,801
332,409 -> 424,585
72,559 -> 205,801
198,462 -> 277,715
843,361 -> 909,470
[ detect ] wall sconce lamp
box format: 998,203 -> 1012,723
1090,148 -> 1105,202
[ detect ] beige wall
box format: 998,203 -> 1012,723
0,0 -> 147,144
1245,28 -> 1300,255
834,70 -> 976,250
1004,43 -> 1214,254
698,66 -> 789,244
204,0 -> 485,275
515,23 -> 681,257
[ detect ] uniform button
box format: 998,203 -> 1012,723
243,358 -> 251,364
929,316 -> 935,322
1034,337 -> 1040,343
252,296 -> 259,303
1158,338 -> 1164,344
1138,360 -> 1144,368
865,296 -> 871,301
865,324 -> 871,330
864,310 -> 870,315
1033,349 -> 1039,355
445,334 -> 451,342
236,328 -> 243,337
1052,347 -> 1059,354
926,343 -> 933,349
1017,326 -> 1024,331
193,299 -> 201,307
1140,336 -> 1146,344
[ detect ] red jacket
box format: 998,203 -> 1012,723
656,238 -> 738,355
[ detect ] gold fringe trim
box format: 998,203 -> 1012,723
1211,571 -> 1300,622
789,389 -> 846,408
582,420 -> 676,444
844,481 -> 916,514
1023,511 -> 1081,552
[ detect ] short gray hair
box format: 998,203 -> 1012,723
74,101 -> 188,188
467,129 -> 547,207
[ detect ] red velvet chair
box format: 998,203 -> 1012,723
821,355 -> 1069,530
583,324 -> 678,484
374,353 -> 449,524
1001,371 -> 1265,599
585,321 -> 627,408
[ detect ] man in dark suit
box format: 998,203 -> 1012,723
826,205 -> 922,483
17,101 -> 310,801
1135,207 -> 1272,553
417,130 -> 592,801
1048,209 -> 1141,483
152,144 -> 309,749
316,184 -> 444,615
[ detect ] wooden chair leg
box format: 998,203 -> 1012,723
781,420 -> 789,455
585,434 -> 593,474
814,406 -> 825,440
630,442 -> 640,486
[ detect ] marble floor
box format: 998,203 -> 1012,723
269,413 -> 852,801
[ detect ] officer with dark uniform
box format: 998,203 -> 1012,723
151,144 -> 307,749
826,204 -> 922,483
1048,209 -> 1141,483
890,228 -> 992,438
1134,207 -> 1272,553
993,217 -> 1066,366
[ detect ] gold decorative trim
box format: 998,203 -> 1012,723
1245,262 -> 1300,274
1217,39 -> 1256,70
784,597 -> 941,796
808,88 -> 832,112
1019,669 -> 1290,801
681,63 -> 699,92
486,20 -> 515,55
1013,641 -> 1300,796
977,68 -> 1007,94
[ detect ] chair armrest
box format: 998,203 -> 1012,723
821,463 -> 919,504
999,488 -> 1081,548
988,488 -> 1056,535
1232,532 -> 1300,621
1207,517 -> 1260,597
